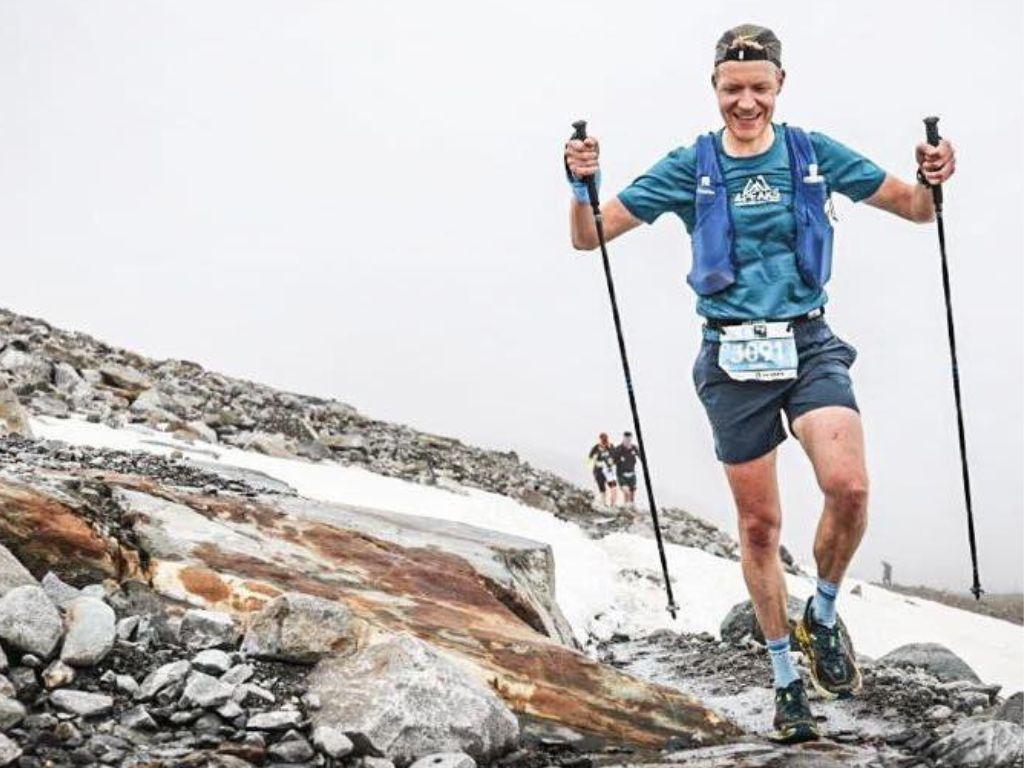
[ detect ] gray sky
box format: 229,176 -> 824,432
2,1 -> 1021,592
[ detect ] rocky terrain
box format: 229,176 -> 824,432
0,307 -> 1021,768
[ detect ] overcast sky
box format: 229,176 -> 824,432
2,1 -> 1021,593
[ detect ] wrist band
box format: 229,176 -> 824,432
564,157 -> 601,204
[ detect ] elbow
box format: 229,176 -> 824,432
571,236 -> 599,252
915,209 -> 936,224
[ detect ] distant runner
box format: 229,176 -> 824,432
587,433 -> 620,506
613,431 -> 639,505
565,24 -> 955,742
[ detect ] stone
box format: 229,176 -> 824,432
879,642 -> 982,683
49,689 -> 114,718
99,364 -> 150,392
193,649 -> 233,675
41,660 -> 76,689
0,678 -> 11,699
0,348 -> 51,386
926,718 -> 1024,767
720,596 -> 805,645
927,704 -> 954,721
179,609 -> 240,650
268,736 -> 315,762
79,583 -> 107,599
0,544 -> 36,598
61,596 -> 116,666
312,725 -> 354,758
40,571 -> 82,610
241,592 -> 356,664
7,667 -> 37,699
115,616 -> 141,641
309,633 -> 520,766
216,700 -> 244,720
120,705 -> 158,731
246,709 -> 303,731
220,664 -> 255,686
0,697 -> 26,730
0,648 -> 5,674
0,585 -> 63,657
135,659 -> 191,701
0,387 -> 33,438
180,670 -> 235,709
994,692 -> 1023,725
114,675 -> 139,696
0,733 -> 21,766
409,753 -> 476,768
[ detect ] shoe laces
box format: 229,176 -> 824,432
813,622 -> 848,674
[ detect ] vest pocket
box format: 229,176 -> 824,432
689,187 -> 735,296
794,179 -> 834,289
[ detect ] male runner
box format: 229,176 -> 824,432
564,24 -> 955,742
613,431 -> 639,505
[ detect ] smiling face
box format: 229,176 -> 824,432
713,60 -> 784,145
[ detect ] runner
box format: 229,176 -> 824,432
564,24 -> 955,742
587,433 -> 620,506
613,431 -> 639,505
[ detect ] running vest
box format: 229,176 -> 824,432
687,125 -> 835,298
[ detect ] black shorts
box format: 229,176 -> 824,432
617,470 -> 637,489
593,469 -> 617,492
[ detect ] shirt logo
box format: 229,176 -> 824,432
733,175 -> 781,207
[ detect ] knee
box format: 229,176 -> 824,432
823,473 -> 869,520
738,508 -> 781,555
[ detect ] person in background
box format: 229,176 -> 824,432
613,431 -> 639,505
588,432 -> 620,506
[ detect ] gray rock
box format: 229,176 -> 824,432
0,679 -> 10,700
135,659 -> 191,701
0,387 -> 32,438
0,647 -> 5,674
114,674 -> 139,696
79,583 -> 107,599
0,544 -> 36,598
927,718 -> 1024,767
61,596 -> 116,666
179,609 -> 240,650
216,700 -> 244,720
0,585 -> 63,657
0,732 -> 21,766
309,633 -> 519,766
192,649 -> 233,675
41,660 -> 76,689
247,709 -> 303,731
0,697 -> 26,731
99,364 -> 150,392
241,592 -> 356,664
40,572 -> 82,610
312,725 -> 354,758
994,692 -> 1023,725
0,348 -> 51,385
49,689 -> 114,717
409,753 -> 476,768
220,663 -> 255,686
720,596 -> 805,645
269,736 -> 315,762
233,683 -> 275,706
115,616 -> 141,641
879,642 -> 982,683
180,670 -> 235,709
120,705 -> 158,731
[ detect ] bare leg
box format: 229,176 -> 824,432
725,449 -> 789,640
791,407 -> 869,583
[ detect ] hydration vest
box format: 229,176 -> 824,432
687,125 -> 835,297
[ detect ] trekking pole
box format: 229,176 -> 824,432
923,116 -> 982,600
570,119 -> 678,619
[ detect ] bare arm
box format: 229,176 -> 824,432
864,138 -> 956,224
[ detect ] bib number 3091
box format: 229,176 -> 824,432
717,322 -> 799,382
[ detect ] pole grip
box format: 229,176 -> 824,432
922,116 -> 943,208
572,120 -> 588,141
570,119 -> 600,209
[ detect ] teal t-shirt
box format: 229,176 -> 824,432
617,124 -> 886,320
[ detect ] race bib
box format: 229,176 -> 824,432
717,321 -> 798,382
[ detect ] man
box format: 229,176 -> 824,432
613,431 -> 639,505
587,432 -> 620,506
564,24 -> 955,743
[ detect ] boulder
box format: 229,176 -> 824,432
0,697 -> 26,731
312,725 -> 354,758
180,671 -> 235,709
61,597 -> 115,666
0,545 -> 36,598
994,692 -> 1023,725
0,585 -> 63,657
241,593 -> 356,664
41,572 -> 82,610
879,642 -> 981,683
0,388 -> 32,438
0,733 -> 21,766
99,364 -> 150,393
0,348 -> 51,386
720,596 -> 804,645
41,660 -> 75,689
309,633 -> 519,767
179,608 -> 240,650
135,660 -> 191,701
49,689 -> 113,718
926,719 -> 1024,767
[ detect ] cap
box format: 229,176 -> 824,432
623,431 -> 633,438
714,24 -> 781,68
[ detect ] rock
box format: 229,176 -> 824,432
720,596 -> 804,645
268,736 -> 315,762
186,420 -> 219,443
61,596 -> 116,666
120,705 -> 158,731
0,585 -> 63,657
99,364 -> 150,392
994,692 -> 1023,725
312,725 -> 354,758
216,700 -> 244,720
927,704 -> 954,721
880,642 -> 982,683
7,667 -> 37,700
179,609 -> 240,650
0,544 -> 36,598
927,718 -> 1024,767
192,649 -> 233,675
0,697 -> 26,730
79,583 -> 107,599
245,431 -> 293,458
115,616 -> 141,641
180,671 -> 235,709
0,349 -> 51,386
41,660 -> 76,689
246,709 -> 303,731
135,659 -> 191,701
410,753 -> 476,768
0,650 -> 5,675
114,674 -> 139,696
40,572 -> 82,610
49,689 -> 114,717
0,387 -> 32,438
309,633 -> 519,766
0,733 -> 21,766
241,592 -> 357,664
221,664 -> 255,686
850,584 -> 862,596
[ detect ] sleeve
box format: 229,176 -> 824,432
616,146 -> 697,224
588,445 -> 598,460
810,132 -> 887,203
